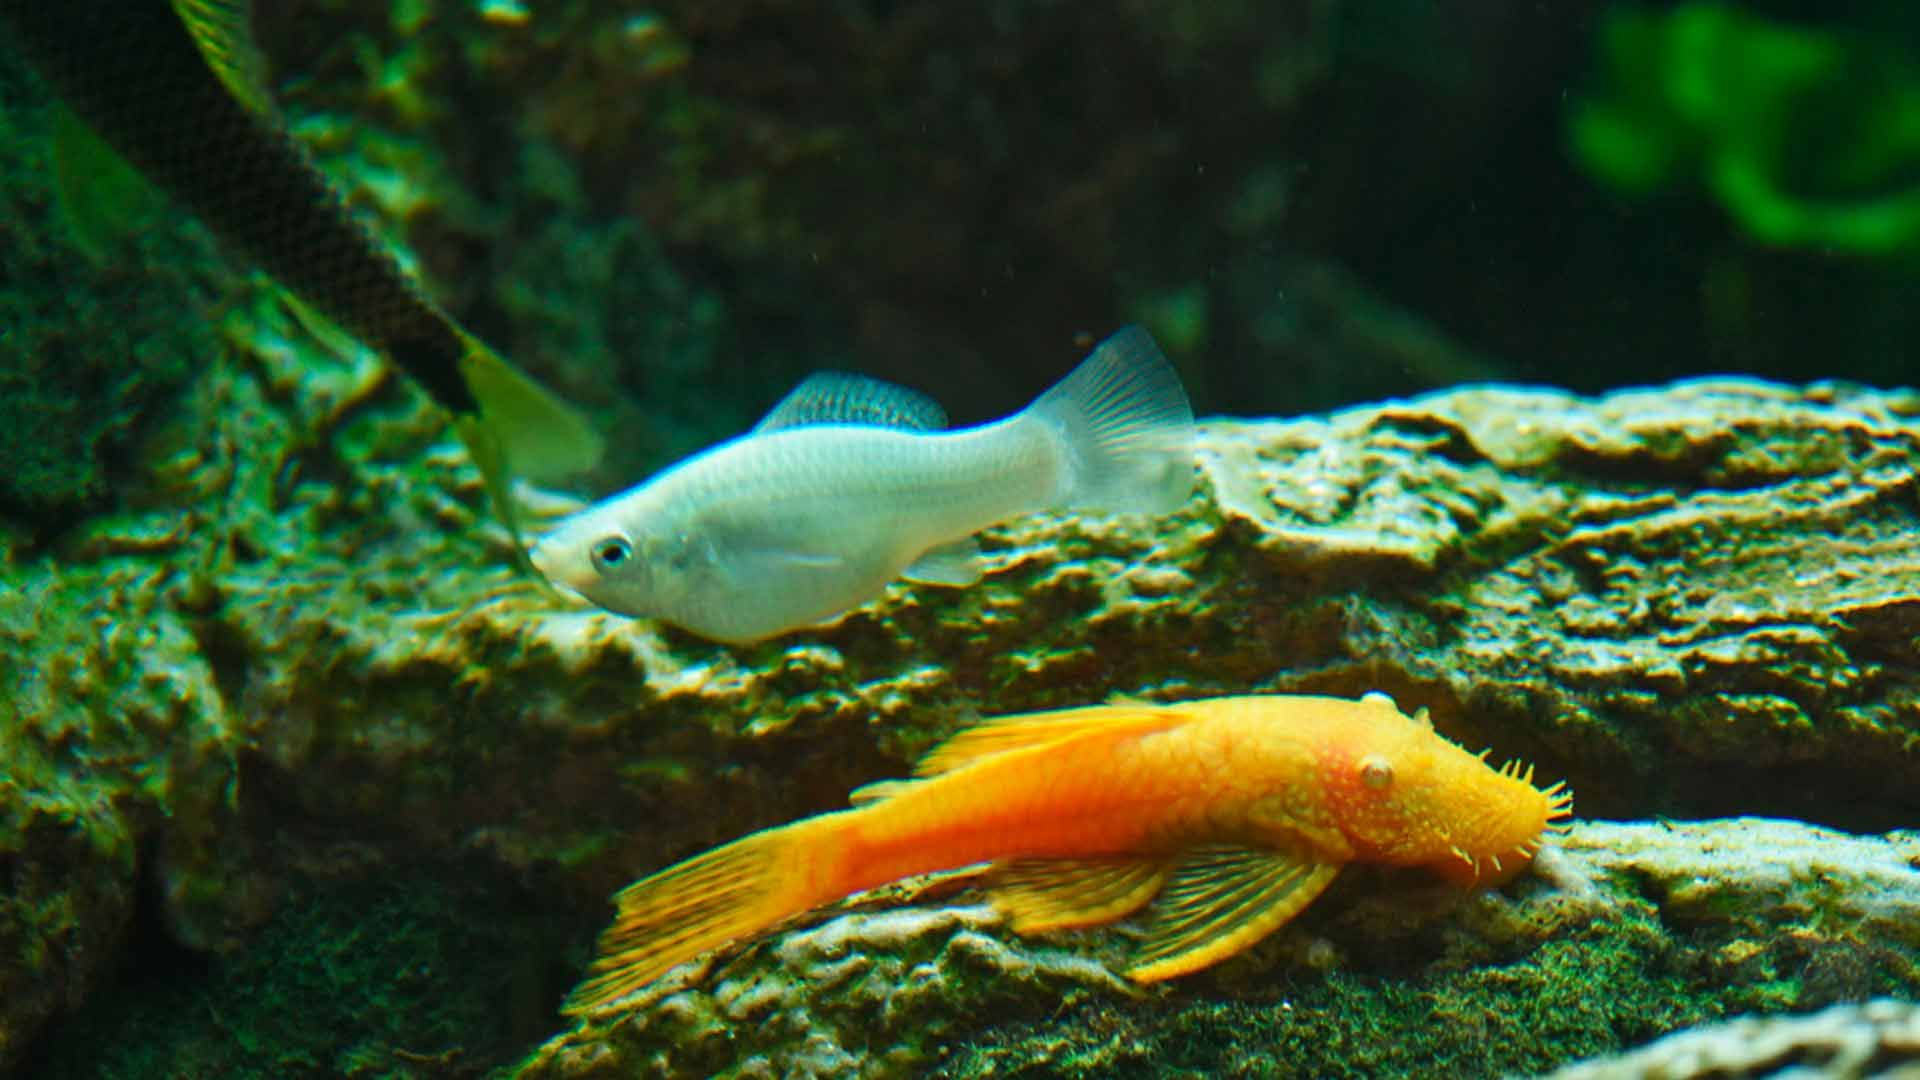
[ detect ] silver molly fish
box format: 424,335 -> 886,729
530,326 -> 1196,644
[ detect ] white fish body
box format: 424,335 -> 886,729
529,326 -> 1194,643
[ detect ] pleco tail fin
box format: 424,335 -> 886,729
562,818 -> 832,1015
1024,326 -> 1195,515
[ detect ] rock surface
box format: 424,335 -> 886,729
7,350 -> 1920,1072
1538,997 -> 1920,1080
517,818 -> 1920,1079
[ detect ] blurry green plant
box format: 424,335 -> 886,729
1570,2 -> 1920,253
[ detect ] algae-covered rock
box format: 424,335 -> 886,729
1538,997 -> 1920,1080
516,818 -> 1920,1078
0,48 -> 225,524
8,346 -> 1920,1073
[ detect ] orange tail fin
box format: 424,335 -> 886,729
563,819 -> 834,1014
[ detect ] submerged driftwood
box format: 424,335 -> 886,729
5,347 -> 1920,1073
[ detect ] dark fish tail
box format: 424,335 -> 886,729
0,0 -> 479,414
0,1 -> 603,545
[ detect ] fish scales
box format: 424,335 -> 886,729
666,421 -> 1063,536
533,325 -> 1195,643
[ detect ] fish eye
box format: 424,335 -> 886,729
590,535 -> 634,573
1359,755 -> 1394,791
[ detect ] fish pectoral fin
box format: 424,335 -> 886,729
740,546 -> 847,574
915,705 -> 1191,777
1125,844 -> 1341,983
899,537 -> 983,586
990,856 -> 1172,934
751,372 -> 947,434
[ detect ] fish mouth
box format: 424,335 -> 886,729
526,539 -> 593,600
1446,772 -> 1575,884
527,540 -> 558,580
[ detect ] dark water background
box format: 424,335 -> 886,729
4,0 -> 1917,522
243,0 -> 1920,433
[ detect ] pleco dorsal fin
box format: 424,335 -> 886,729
751,372 -> 947,434
846,779 -> 917,807
900,536 -> 983,586
990,856 -> 1171,934
914,703 -> 1190,777
1125,844 -> 1341,983
170,0 -> 278,117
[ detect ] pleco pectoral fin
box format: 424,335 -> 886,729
899,537 -> 983,586
991,856 -> 1172,934
1124,844 -> 1341,983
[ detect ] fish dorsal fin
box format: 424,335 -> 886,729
846,778 -> 918,807
170,0 -> 278,117
751,372 -> 947,434
900,536 -> 982,586
990,856 -> 1171,934
1125,844 -> 1341,983
914,703 -> 1190,777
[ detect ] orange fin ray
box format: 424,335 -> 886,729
1125,844 -> 1341,983
846,779 -> 918,807
563,821 -> 823,1015
914,703 -> 1189,777
990,856 -> 1172,934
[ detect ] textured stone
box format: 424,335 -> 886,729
9,351 -> 1920,1072
1536,998 -> 1920,1080
513,819 -> 1920,1078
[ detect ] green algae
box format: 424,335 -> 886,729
24,869 -> 577,1080
1570,3 -> 1920,254
519,821 -> 1920,1077
0,49 -> 226,524
937,916 -> 1702,1079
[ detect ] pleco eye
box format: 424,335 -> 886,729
591,536 -> 633,572
1359,755 -> 1394,791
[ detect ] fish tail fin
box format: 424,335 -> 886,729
451,332 -> 603,552
561,817 -> 840,1015
1023,326 -> 1195,515
456,331 -> 604,481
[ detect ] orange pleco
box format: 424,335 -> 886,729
564,692 -> 1573,1013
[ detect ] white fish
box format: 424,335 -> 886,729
529,326 -> 1195,644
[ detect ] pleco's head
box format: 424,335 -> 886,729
529,506 -> 658,618
1316,694 -> 1573,886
